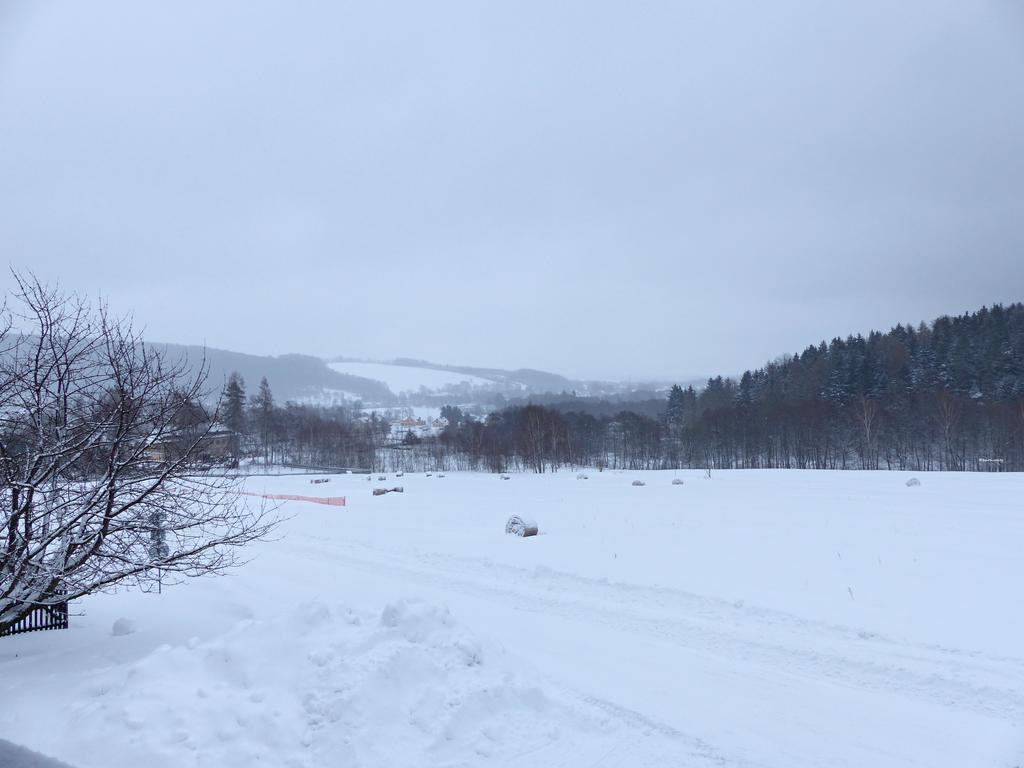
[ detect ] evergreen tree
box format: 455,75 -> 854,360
663,384 -> 687,468
250,377 -> 276,461
664,385 -> 686,427
223,372 -> 247,433
440,404 -> 464,427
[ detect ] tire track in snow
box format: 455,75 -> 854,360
289,536 -> 1024,725
409,547 -> 1024,678
561,689 -> 772,768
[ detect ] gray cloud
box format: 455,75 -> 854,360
1,1 -> 1022,380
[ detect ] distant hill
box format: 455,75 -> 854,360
432,301 -> 1024,474
323,357 -> 686,404
153,344 -> 393,404
151,345 -> 685,407
658,301 -> 1024,471
389,359 -> 575,393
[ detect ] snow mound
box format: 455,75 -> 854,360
0,740 -> 78,768
60,600 -> 606,768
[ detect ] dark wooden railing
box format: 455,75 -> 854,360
0,593 -> 69,637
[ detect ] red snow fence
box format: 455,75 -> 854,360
237,491 -> 347,507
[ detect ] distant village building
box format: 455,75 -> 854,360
387,415 -> 449,443
144,423 -> 236,464
395,416 -> 426,430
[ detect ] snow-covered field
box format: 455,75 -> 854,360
2,470 -> 1022,767
328,361 -> 493,395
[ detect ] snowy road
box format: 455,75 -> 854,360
2,470 -> 1022,766
281,533 -> 1022,767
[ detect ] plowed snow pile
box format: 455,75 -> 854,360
56,600 -> 641,768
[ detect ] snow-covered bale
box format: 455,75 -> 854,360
906,477 -> 921,487
505,516 -> 538,537
671,478 -> 684,485
373,487 -> 405,496
576,473 -> 588,480
499,474 -> 511,480
111,618 -> 135,637
631,480 -> 646,487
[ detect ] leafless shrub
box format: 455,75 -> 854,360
0,273 -> 276,635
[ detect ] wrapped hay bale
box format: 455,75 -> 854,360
576,473 -> 589,480
505,515 -> 538,537
632,480 -> 646,487
111,617 -> 136,636
500,474 -> 511,480
672,478 -> 684,486
906,477 -> 921,487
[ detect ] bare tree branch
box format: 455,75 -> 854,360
0,272 -> 277,633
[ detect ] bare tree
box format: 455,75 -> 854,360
932,389 -> 963,471
854,393 -> 879,470
0,274 -> 276,635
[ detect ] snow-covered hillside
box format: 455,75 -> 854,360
1,470 -> 1021,767
328,361 -> 494,395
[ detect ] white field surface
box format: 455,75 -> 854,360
328,361 -> 493,394
1,470 -> 1022,767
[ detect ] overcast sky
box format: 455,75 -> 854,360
1,2 -> 1023,381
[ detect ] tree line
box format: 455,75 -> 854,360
230,303 -> 1024,473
